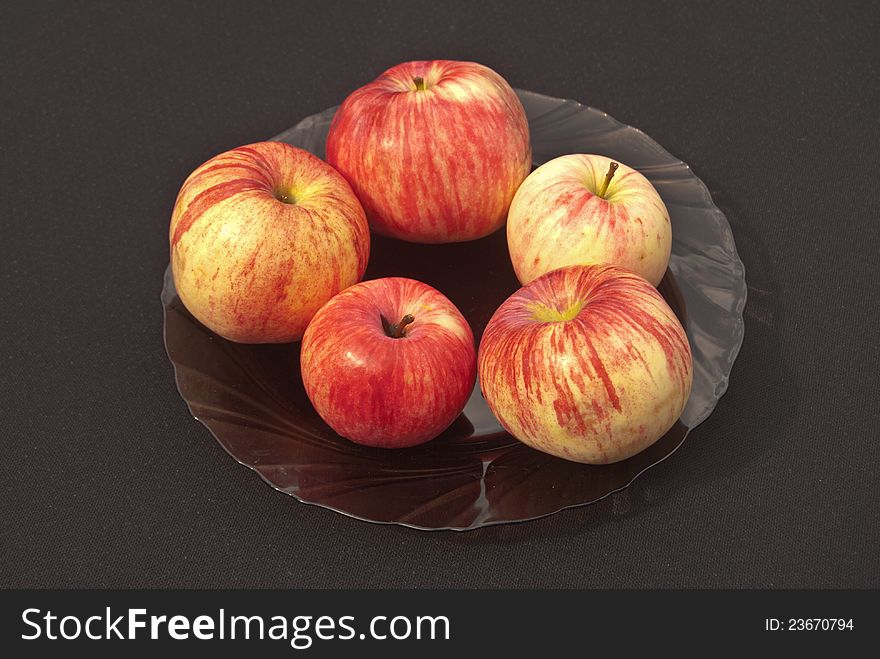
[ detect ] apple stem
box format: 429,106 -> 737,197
598,161 -> 620,198
413,76 -> 427,91
382,313 -> 416,338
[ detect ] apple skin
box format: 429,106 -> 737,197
507,154 -> 671,286
300,277 -> 477,448
478,264 -> 692,464
170,142 -> 370,343
326,60 -> 531,244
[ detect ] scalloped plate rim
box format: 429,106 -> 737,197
160,88 -> 747,532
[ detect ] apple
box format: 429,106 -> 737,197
507,154 -> 671,286
326,60 -> 531,244
170,141 -> 370,343
478,263 -> 692,464
300,277 -> 477,448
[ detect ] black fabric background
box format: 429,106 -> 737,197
2,0 -> 878,588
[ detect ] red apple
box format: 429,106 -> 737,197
478,264 -> 692,464
326,60 -> 531,244
170,141 -> 370,343
301,277 -> 477,447
507,154 -> 671,286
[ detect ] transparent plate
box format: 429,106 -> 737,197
161,89 -> 746,530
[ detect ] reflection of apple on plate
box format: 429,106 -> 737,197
301,277 -> 477,448
507,154 -> 671,286
478,263 -> 692,464
169,141 -> 370,343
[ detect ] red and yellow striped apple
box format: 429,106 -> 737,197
170,141 -> 370,343
507,154 -> 671,286
301,277 -> 476,448
478,264 -> 692,464
326,60 -> 531,244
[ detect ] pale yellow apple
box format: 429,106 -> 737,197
507,154 -> 671,286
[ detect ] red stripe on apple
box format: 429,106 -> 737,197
478,264 -> 693,464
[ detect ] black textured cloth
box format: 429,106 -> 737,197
2,0 -> 878,588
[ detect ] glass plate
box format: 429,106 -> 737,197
161,90 -> 746,530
